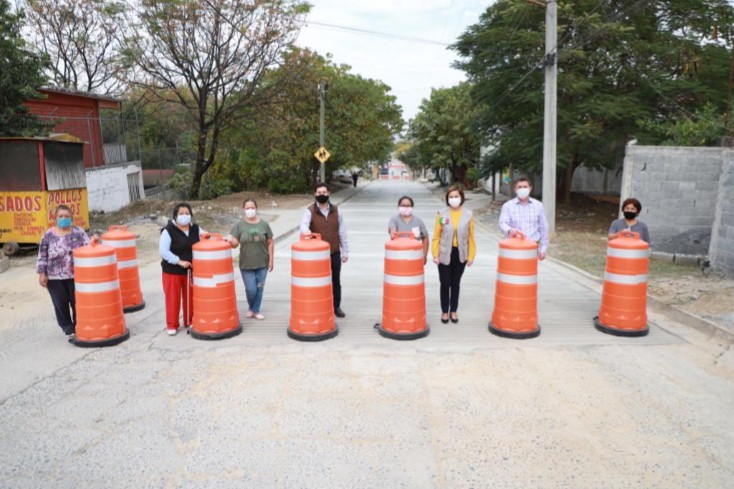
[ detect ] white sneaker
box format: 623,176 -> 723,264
167,328 -> 178,336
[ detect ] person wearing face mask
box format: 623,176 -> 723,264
159,203 -> 206,336
499,177 -> 549,260
388,195 -> 429,264
227,198 -> 274,320
300,182 -> 349,318
37,205 -> 91,341
608,198 -> 650,244
431,185 -> 476,324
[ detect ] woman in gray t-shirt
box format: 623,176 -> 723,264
608,197 -> 650,244
388,195 -> 429,264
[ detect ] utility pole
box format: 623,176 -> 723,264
318,82 -> 326,183
542,0 -> 557,235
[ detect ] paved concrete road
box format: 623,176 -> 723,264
1,180 -> 734,488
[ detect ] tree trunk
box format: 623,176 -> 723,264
559,155 -> 578,204
189,131 -> 208,199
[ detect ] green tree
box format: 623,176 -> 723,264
453,0 -> 734,202
408,82 -> 482,187
0,0 -> 49,136
215,48 -> 403,193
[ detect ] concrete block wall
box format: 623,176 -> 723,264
86,162 -> 145,213
620,144 -> 724,246
710,150 -> 734,276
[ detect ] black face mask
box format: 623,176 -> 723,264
623,211 -> 637,220
315,194 -> 329,204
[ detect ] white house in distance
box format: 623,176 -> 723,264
382,157 -> 411,180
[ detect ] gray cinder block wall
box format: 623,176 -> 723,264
710,150 -> 734,276
620,142 -> 733,276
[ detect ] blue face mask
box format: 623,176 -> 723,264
57,217 -> 72,229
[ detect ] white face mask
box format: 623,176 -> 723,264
398,206 -> 413,217
176,214 -> 191,226
448,197 -> 462,208
516,188 -> 531,199
244,209 -> 257,219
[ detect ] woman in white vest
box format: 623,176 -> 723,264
431,185 -> 476,324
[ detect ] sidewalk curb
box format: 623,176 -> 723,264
547,257 -> 734,343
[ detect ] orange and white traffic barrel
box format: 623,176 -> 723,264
190,233 -> 242,340
594,231 -> 649,336
489,231 -> 540,339
101,225 -> 145,313
288,234 -> 337,341
72,239 -> 129,347
378,232 -> 428,340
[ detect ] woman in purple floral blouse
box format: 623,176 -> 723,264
36,205 -> 90,340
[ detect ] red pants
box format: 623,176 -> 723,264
162,272 -> 193,330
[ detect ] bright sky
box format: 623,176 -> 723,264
296,0 -> 493,125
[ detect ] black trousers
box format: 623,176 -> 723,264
331,251 -> 342,309
438,247 -> 467,314
47,279 -> 76,335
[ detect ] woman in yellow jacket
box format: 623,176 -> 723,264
432,185 -> 476,324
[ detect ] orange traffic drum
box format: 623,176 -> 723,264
72,240 -> 129,347
101,225 -> 145,312
288,234 -> 337,341
489,232 -> 540,339
594,231 -> 650,337
190,234 -> 242,340
378,232 -> 428,340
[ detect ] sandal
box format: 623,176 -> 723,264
254,313 -> 265,320
246,310 -> 254,318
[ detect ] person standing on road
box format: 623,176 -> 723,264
37,205 -> 91,341
431,185 -> 476,324
499,177 -> 549,260
159,203 -> 205,336
300,182 -> 349,318
227,198 -> 274,320
608,198 -> 650,244
351,171 -> 358,188
388,195 -> 429,264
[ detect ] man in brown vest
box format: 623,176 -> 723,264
299,182 -> 349,317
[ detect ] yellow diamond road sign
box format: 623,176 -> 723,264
314,147 -> 331,164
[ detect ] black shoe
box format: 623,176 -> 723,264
450,314 -> 459,324
334,308 -> 346,318
440,315 -> 449,324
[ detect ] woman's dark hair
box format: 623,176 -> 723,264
445,185 -> 465,205
172,202 -> 193,219
243,198 -> 258,208
55,205 -> 72,217
397,195 -> 414,207
314,182 -> 330,193
622,198 -> 642,213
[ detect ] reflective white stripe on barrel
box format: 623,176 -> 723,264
496,273 -> 537,285
117,259 -> 139,269
606,247 -> 649,259
74,255 -> 116,267
292,250 -> 331,261
193,272 -> 235,288
75,279 -> 120,293
498,248 -> 538,259
385,249 -> 424,260
291,275 -> 332,287
102,239 -> 136,248
384,274 -> 424,285
193,249 -> 231,260
604,272 -> 648,285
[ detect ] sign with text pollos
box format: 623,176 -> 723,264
0,189 -> 89,244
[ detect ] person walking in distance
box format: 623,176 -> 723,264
300,182 -> 349,318
431,185 -> 476,324
37,205 -> 91,341
498,177 -> 549,260
351,171 -> 358,188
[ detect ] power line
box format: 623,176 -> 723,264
305,20 -> 451,47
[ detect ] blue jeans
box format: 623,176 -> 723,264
240,267 -> 268,313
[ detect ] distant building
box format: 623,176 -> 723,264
25,87 -> 144,212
